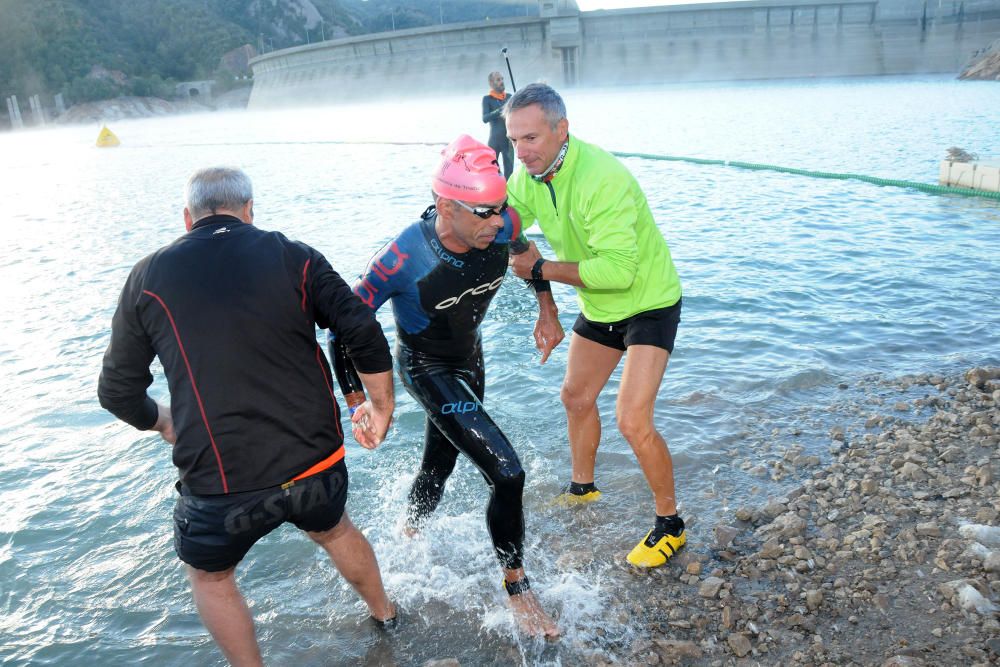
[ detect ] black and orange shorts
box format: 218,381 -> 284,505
172,461 -> 348,572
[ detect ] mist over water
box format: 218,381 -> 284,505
1,75 -> 999,665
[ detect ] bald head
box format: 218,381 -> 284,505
488,71 -> 505,93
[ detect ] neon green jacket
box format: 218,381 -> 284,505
507,135 -> 682,323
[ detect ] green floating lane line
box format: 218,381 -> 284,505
610,151 -> 1000,202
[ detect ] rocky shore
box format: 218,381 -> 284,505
54,88 -> 251,125
426,367 -> 1000,666
960,39 -> 1000,80
612,366 -> 1000,667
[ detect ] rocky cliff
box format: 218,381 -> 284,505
960,39 -> 1000,80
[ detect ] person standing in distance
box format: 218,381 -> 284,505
98,167 -> 397,666
504,84 -> 686,568
482,71 -> 514,179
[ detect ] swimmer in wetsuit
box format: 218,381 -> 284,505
330,135 -> 563,638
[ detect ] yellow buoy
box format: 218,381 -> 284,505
96,125 -> 120,148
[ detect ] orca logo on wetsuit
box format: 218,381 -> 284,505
434,275 -> 504,310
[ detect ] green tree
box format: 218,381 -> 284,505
65,76 -> 120,103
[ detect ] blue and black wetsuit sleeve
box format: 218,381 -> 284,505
327,239 -> 404,407
307,248 -> 391,375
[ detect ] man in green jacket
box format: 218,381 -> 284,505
505,83 -> 685,568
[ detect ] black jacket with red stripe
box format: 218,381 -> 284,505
97,215 -> 391,495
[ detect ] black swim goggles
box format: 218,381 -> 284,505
454,199 -> 508,219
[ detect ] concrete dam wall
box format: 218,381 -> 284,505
249,0 -> 1000,108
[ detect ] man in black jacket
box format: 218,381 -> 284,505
98,167 -> 396,667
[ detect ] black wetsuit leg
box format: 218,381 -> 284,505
490,138 -> 514,180
407,418 -> 460,524
399,345 -> 526,570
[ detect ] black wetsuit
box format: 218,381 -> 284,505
98,214 -> 391,495
482,92 -> 513,180
330,206 -> 535,569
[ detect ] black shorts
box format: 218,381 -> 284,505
172,461 -> 348,572
572,298 -> 681,353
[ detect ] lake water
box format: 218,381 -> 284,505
1,75 -> 999,666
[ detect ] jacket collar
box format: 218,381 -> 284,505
542,134 -> 579,185
190,214 -> 245,232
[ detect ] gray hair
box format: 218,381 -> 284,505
488,70 -> 503,83
502,82 -> 566,130
185,167 -> 253,221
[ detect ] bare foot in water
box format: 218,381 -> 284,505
401,523 -> 419,538
507,590 -> 560,639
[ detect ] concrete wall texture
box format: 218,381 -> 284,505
248,0 -> 1000,108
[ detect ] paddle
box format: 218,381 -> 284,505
500,47 -> 517,92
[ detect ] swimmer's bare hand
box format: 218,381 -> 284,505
351,401 -> 393,449
351,404 -> 377,449
533,292 -> 562,364
534,312 -> 564,364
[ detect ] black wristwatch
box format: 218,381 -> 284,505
531,258 -> 546,281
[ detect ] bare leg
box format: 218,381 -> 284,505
503,567 -> 559,639
308,513 -> 395,621
617,345 -> 676,516
561,334 -> 623,484
187,566 -> 264,667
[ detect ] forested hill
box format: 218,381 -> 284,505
0,0 -> 537,105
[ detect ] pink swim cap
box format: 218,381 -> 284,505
432,134 -> 506,204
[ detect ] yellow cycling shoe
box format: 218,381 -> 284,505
554,483 -> 602,507
626,528 -> 686,568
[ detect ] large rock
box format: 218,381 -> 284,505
964,366 -> 1000,387
759,513 -> 808,539
759,538 -> 783,559
714,524 -> 740,549
984,551 -> 1000,573
699,576 -> 725,598
727,633 -> 752,657
940,579 -> 997,615
899,462 -> 926,481
882,657 -> 925,666
761,500 -> 787,520
959,523 -> 1000,547
654,640 -> 703,661
915,522 -> 941,537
